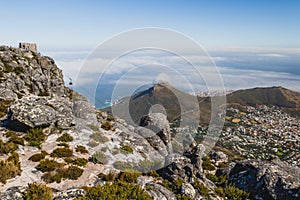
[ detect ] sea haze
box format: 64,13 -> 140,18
46,48 -> 300,108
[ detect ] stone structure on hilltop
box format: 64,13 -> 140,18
19,42 -> 37,53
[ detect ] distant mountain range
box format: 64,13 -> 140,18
104,83 -> 300,126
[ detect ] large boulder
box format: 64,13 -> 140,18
135,127 -> 168,157
158,144 -> 207,183
8,95 -> 74,130
140,113 -> 171,144
228,159 -> 300,200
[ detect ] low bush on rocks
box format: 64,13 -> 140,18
5,131 -> 25,146
24,128 -> 46,149
50,147 -> 73,158
215,185 -> 249,200
101,121 -> 113,131
0,152 -> 22,184
23,182 -> 53,200
28,151 -> 48,162
38,159 -> 64,172
42,165 -> 83,183
76,145 -> 89,154
56,133 -> 73,142
77,181 -> 151,200
64,157 -> 88,167
0,139 -> 18,155
202,156 -> 215,171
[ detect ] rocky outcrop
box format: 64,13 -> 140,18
0,46 -> 76,130
140,113 -> 171,145
0,46 -> 66,100
158,144 -> 208,184
227,159 -> 300,200
0,46 -> 99,131
137,113 -> 172,156
8,95 -> 74,130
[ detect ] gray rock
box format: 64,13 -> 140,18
0,46 -> 66,99
181,183 -> 196,199
145,182 -> 177,200
53,188 -> 86,200
135,127 -> 168,157
0,187 -> 24,200
228,159 -> 300,200
158,144 -> 206,183
73,100 -> 98,125
8,95 -> 74,130
140,113 -> 171,145
210,151 -> 228,164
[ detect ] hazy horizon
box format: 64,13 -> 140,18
1,1 -> 299,106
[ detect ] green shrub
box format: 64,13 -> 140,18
0,153 -> 21,184
28,151 -> 48,162
98,170 -> 117,182
192,179 -> 211,200
9,135 -> 25,145
0,152 -> 22,183
38,159 -> 64,172
202,156 -> 215,171
91,151 -> 108,164
90,131 -> 109,143
42,165 -> 83,183
64,165 -> 84,180
56,133 -> 73,142
0,139 -> 18,155
146,170 -> 160,177
65,158 -> 88,167
101,121 -> 113,131
161,179 -> 184,194
205,173 -> 227,186
42,171 -> 63,183
117,171 -> 141,183
50,147 -> 73,158
76,145 -> 89,154
215,185 -> 249,200
23,182 -> 53,200
77,181 -> 151,200
120,145 -> 134,154
5,130 -> 16,137
24,128 -> 46,149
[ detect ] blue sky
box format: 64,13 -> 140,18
1,0 -> 300,49
1,0 -> 300,105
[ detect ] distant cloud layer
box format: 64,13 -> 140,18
47,47 -> 300,103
